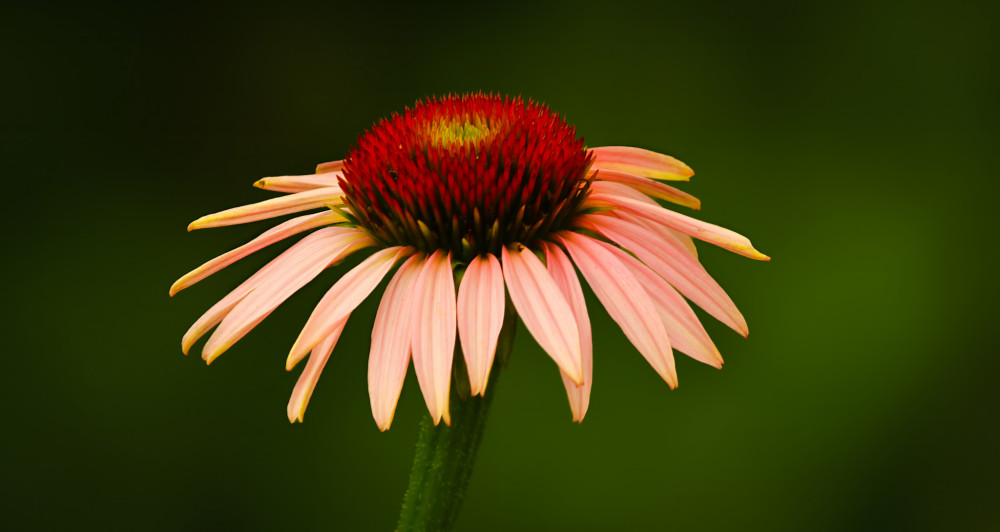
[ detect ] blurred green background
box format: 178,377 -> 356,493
3,1 -> 997,530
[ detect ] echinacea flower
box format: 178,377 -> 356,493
171,93 -> 768,432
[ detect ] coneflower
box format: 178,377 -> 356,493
171,93 -> 768,530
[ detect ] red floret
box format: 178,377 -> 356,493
340,93 -> 594,258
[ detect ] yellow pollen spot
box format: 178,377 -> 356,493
426,116 -> 494,147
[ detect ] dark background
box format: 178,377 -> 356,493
3,1 -> 997,530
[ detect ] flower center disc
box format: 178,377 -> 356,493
340,94 -> 594,259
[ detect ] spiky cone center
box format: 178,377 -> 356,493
340,94 -> 594,261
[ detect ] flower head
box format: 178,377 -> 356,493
340,94 -> 592,258
172,93 -> 768,430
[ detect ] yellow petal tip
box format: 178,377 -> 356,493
186,219 -> 207,232
168,280 -> 184,297
285,347 -> 306,371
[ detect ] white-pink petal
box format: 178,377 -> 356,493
187,187 -> 346,231
623,258 -> 723,368
556,231 -> 677,388
288,246 -> 414,370
315,159 -> 345,174
170,212 -> 346,296
591,146 -> 694,181
542,242 -> 593,422
368,253 -> 425,431
591,170 -> 700,210
588,192 -> 770,261
180,227 -> 366,354
410,250 -> 457,426
578,213 -> 748,337
287,320 -> 347,423
181,263 -> 270,355
254,172 -> 343,194
501,245 -> 583,385
201,227 -> 373,364
457,254 -> 505,397
612,211 -> 698,259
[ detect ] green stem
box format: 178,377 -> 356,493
396,307 -> 517,532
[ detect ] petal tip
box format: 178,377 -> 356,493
286,342 -> 309,371
187,217 -> 211,231
168,280 -> 184,297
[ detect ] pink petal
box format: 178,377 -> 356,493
587,193 -> 770,261
315,159 -> 345,174
201,227 -> 373,364
591,146 -> 694,181
592,170 -> 700,210
577,213 -> 748,337
187,187 -> 346,231
556,232 -> 677,388
410,250 -> 457,426
181,264 -> 270,355
368,253 -> 425,431
541,242 -> 593,422
287,246 -> 414,370
623,258 -> 723,368
254,172 -> 343,194
501,244 -> 583,385
179,227 -> 366,354
457,254 -> 505,396
287,320 -> 347,423
170,212 -> 345,296
613,211 -> 698,259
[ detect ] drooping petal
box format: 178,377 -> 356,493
287,246 -> 415,370
315,159 -> 345,174
201,227 -> 374,364
181,265 -> 270,355
591,146 -> 694,181
368,253 -> 425,431
187,187 -> 346,231
457,254 -> 505,396
582,183 -> 699,259
592,171 -> 700,210
623,257 -> 724,368
541,242 -> 593,422
577,213 -> 748,336
254,173 -> 343,194
180,227 -> 364,354
410,250 -> 457,425
501,244 -> 583,385
613,211 -> 698,259
556,231 -> 677,388
587,193 -> 770,261
170,212 -> 345,296
287,320 -> 347,423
